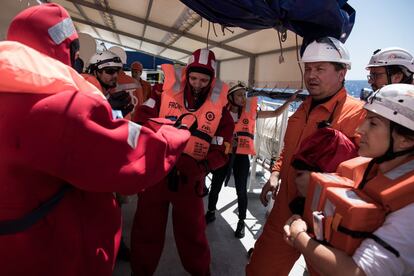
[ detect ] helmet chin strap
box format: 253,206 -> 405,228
358,122 -> 414,190
228,94 -> 243,108
385,67 -> 393,86
375,122 -> 414,164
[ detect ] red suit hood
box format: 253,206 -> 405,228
7,3 -> 78,66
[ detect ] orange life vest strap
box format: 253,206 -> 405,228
236,131 -> 255,140
191,129 -> 213,143
336,225 -> 400,257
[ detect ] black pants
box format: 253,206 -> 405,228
207,154 -> 250,220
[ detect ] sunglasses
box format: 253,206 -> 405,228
367,72 -> 387,82
102,68 -> 120,75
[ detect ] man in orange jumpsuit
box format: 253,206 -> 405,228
130,48 -> 234,275
131,60 -> 152,103
0,4 -> 190,276
246,37 -> 367,276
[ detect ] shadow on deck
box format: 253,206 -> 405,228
113,171 -> 307,276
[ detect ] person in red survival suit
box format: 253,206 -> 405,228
0,4 -> 191,276
130,48 -> 234,275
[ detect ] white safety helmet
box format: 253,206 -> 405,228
88,50 -> 123,70
109,46 -> 127,64
228,81 -> 247,96
366,47 -> 414,76
301,37 -> 351,69
364,83 -> 414,131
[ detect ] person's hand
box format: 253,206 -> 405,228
260,171 -> 279,206
283,215 -> 308,247
108,91 -> 134,116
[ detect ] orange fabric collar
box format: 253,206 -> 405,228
0,41 -> 103,99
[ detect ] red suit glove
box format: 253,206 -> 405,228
108,91 -> 134,117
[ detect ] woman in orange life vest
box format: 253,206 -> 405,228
283,83 -> 414,276
205,81 -> 300,238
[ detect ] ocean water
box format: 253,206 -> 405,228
344,80 -> 370,98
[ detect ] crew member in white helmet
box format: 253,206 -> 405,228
366,47 -> 414,91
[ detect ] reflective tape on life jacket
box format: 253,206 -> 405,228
303,171 -> 355,226
363,158 -> 414,211
305,156 -> 414,256
320,186 -> 387,255
159,64 -> 228,160
234,97 -> 257,155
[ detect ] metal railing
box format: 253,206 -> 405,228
248,100 -> 290,192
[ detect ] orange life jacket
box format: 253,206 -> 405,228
234,97 -> 257,155
305,156 -> 414,256
159,64 -> 228,160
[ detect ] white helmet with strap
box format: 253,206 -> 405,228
300,37 -> 351,69
109,46 -> 127,64
365,83 -> 414,131
366,47 -> 414,76
228,81 -> 247,96
88,50 -> 123,71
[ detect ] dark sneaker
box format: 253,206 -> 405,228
205,210 -> 216,224
235,220 -> 245,239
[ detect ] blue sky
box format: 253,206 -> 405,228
345,0 -> 414,80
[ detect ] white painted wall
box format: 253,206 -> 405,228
219,58 -> 250,85
219,49 -> 304,89
255,49 -> 304,89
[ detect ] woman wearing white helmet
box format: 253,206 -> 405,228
283,83 -> 414,276
205,82 -> 299,239
366,47 -> 414,91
